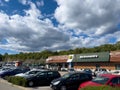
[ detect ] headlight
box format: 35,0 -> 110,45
53,81 -> 60,85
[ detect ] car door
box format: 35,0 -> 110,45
118,77 -> 120,87
65,73 -> 80,90
13,69 -> 23,75
47,71 -> 58,85
110,77 -> 120,87
80,73 -> 91,83
36,72 -> 48,86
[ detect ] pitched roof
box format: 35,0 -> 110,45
46,55 -> 69,63
110,51 -> 120,62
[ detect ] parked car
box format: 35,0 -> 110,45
68,68 -> 75,73
25,70 -> 61,87
96,71 -> 109,76
0,68 -> 29,78
83,68 -> 93,75
94,68 -> 107,76
0,67 -> 12,72
15,69 -> 46,77
50,72 -> 92,90
78,74 -> 120,90
111,70 -> 120,75
61,68 -> 68,71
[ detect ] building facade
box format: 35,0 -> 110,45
46,51 -> 120,70
46,55 -> 69,70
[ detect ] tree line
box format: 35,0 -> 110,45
0,41 -> 120,64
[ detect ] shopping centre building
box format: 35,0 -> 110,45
46,51 -> 120,70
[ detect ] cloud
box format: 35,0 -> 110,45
4,0 -> 10,2
55,0 -> 120,36
0,2 -> 70,52
18,0 -> 28,5
1,0 -> 120,54
36,0 -> 44,7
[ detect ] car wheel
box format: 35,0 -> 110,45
28,81 -> 34,87
61,86 -> 66,90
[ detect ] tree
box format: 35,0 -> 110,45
0,54 -> 3,61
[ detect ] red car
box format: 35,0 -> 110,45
78,74 -> 120,90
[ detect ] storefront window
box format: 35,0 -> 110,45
115,64 -> 120,70
96,64 -> 100,68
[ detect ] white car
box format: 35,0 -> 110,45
94,68 -> 108,76
68,68 -> 75,73
111,70 -> 120,75
96,71 -> 109,76
15,69 -> 45,77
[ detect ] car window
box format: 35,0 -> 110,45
111,77 -> 120,84
29,71 -> 39,74
13,69 -> 22,73
62,73 -> 71,79
69,73 -> 80,80
37,72 -> 46,77
48,71 -> 54,77
118,77 -> 120,84
92,76 -> 109,84
101,69 -> 106,71
54,71 -> 60,76
80,74 -> 90,80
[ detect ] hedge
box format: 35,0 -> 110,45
5,76 -> 27,87
81,86 -> 120,90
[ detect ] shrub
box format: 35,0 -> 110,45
5,76 -> 27,87
81,86 -> 120,90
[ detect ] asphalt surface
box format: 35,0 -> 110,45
0,79 -> 23,90
0,78 -> 52,90
31,86 -> 52,90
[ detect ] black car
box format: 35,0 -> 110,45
25,70 -> 61,87
83,68 -> 93,75
50,72 -> 92,90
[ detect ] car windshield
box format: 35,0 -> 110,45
61,73 -> 71,79
0,68 -> 11,71
92,76 -> 109,84
25,71 -> 39,75
69,69 -> 74,71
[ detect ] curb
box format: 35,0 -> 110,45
0,78 -> 32,90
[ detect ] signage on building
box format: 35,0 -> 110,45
67,54 -> 74,62
80,55 -> 98,59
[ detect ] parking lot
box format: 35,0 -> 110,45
0,80 -> 52,90
1,68 -> 120,90
30,86 -> 52,90
0,71 -> 67,90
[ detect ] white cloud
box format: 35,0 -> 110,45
19,0 -> 28,5
4,0 -> 10,2
0,2 -> 70,52
1,0 -> 120,54
36,0 -> 44,7
55,0 -> 120,36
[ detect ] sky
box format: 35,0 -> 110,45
0,0 -> 120,55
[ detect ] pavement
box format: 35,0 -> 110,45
0,78 -> 53,90
0,78 -> 31,90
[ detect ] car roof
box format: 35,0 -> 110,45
31,69 -> 47,71
68,71 -> 90,75
100,74 -> 120,78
